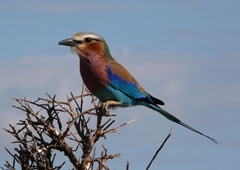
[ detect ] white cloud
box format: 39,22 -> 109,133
1,50 -> 239,124
0,54 -> 80,96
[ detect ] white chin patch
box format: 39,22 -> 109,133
70,46 -> 76,53
71,46 -> 80,54
71,46 -> 84,57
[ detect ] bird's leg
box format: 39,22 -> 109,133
102,101 -> 121,112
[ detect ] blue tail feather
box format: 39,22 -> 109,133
148,104 -> 218,144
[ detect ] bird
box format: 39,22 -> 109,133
58,31 -> 218,144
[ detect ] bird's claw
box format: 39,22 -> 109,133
101,101 -> 121,113
102,102 -> 110,113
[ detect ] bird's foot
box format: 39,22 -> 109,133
102,101 -> 121,112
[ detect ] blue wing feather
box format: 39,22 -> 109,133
94,61 -> 164,106
106,64 -> 150,102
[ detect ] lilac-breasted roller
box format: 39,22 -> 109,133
59,31 -> 217,144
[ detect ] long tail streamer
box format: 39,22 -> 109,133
148,104 -> 218,144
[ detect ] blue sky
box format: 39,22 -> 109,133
0,0 -> 240,169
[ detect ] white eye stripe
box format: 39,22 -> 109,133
73,33 -> 103,42
82,34 -> 101,40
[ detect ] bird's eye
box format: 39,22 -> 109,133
85,37 -> 92,43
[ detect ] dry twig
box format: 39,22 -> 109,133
146,129 -> 172,170
2,84 -> 135,170
3,83 -> 172,170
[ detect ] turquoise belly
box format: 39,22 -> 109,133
94,85 -> 136,107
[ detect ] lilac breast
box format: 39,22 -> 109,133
79,56 -> 109,94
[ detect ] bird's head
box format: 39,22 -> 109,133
58,31 -> 112,60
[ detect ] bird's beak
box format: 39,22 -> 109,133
58,38 -> 77,47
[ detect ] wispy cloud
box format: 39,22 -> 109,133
1,50 -> 239,130
0,55 -> 79,96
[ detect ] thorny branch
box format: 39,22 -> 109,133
2,83 -> 172,170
